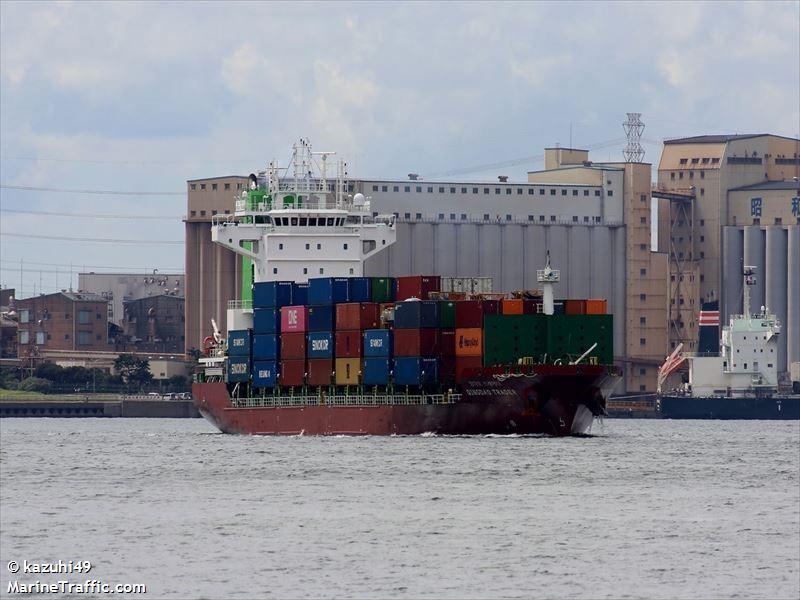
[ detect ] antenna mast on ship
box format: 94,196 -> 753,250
742,265 -> 757,320
537,251 -> 560,315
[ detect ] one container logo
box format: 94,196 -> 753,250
287,310 -> 298,326
230,362 -> 248,374
258,368 -> 272,378
369,339 -> 383,348
459,336 -> 479,348
232,338 -> 244,347
312,339 -> 329,351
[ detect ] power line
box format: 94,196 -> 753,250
1,154 -> 255,166
1,208 -> 183,220
425,137 -> 628,178
0,259 -> 182,270
1,184 -> 184,196
2,232 -> 183,245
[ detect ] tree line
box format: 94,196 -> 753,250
0,354 -> 190,394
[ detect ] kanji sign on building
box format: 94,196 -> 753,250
750,197 -> 762,217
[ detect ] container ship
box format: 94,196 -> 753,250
192,140 -> 622,436
657,266 -> 800,419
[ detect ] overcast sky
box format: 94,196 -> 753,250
1,1 -> 798,297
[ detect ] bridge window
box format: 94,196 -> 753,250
404,186 -> 410,192
539,216 -> 545,222
343,243 -> 348,250
528,189 -> 534,195
319,268 -> 324,274
327,218 -> 334,226
439,187 -> 445,193
584,190 -> 590,196
450,187 -> 456,193
572,190 -> 578,196
461,214 -> 467,220
372,185 -> 378,191
273,268 -> 278,274
309,218 -> 317,226
562,189 -> 567,196
305,243 -> 310,250
427,186 -> 433,193
299,218 -> 307,226
291,218 -> 298,226
595,190 -> 601,196
394,186 -> 399,192
382,185 -> 388,192
495,188 -> 501,194
317,243 -> 322,249
517,188 -> 523,195
303,268 -> 308,275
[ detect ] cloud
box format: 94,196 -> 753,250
0,0 -> 797,294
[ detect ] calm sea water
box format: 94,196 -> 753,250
1,418 -> 798,600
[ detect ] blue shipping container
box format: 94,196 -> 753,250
307,332 -> 334,359
227,330 -> 252,356
252,334 -> 280,360
363,329 -> 393,357
394,357 -> 439,386
350,277 -> 372,302
253,361 -> 277,388
292,282 -> 309,306
394,301 -> 439,329
253,281 -> 293,309
253,308 -> 280,334
227,356 -> 251,382
363,358 -> 391,385
308,304 -> 335,331
308,277 -> 351,305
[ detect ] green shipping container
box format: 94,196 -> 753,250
483,315 -> 548,366
546,314 -> 613,365
439,301 -> 456,328
371,277 -> 394,303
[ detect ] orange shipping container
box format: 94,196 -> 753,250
564,299 -> 587,315
585,299 -> 607,314
335,358 -> 360,385
455,328 -> 483,356
501,298 -> 524,315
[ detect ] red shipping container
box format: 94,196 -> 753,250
307,358 -> 334,386
394,328 -> 440,356
455,300 -> 483,328
482,300 -> 500,316
523,299 -> 543,314
335,330 -> 362,358
501,298 -> 524,315
281,305 -> 309,333
586,299 -> 607,314
396,275 -> 441,301
455,328 -> 483,357
335,303 -> 380,330
564,300 -> 587,315
280,332 -> 306,359
439,329 -> 456,356
455,356 -> 483,384
280,359 -> 306,386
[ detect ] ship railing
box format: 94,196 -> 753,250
231,393 -> 461,408
227,300 -> 253,311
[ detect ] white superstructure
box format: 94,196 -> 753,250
660,266 -> 782,397
211,139 -> 396,283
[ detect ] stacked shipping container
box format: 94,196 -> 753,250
226,278 -> 613,391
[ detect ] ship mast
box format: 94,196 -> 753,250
536,251 -> 560,315
742,265 -> 756,320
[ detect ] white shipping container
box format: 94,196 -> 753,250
790,362 -> 800,382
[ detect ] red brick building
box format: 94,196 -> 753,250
16,292 -> 110,354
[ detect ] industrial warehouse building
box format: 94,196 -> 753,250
655,134 -> 800,379
185,135 -> 799,392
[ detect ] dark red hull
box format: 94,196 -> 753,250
193,365 -> 620,437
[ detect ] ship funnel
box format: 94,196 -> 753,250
536,251 -> 560,315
